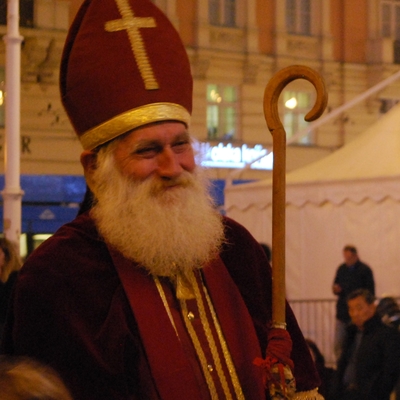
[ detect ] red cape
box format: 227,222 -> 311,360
1,213 -> 319,399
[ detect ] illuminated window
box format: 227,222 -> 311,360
381,0 -> 400,39
209,0 -> 236,27
0,67 -> 4,127
282,90 -> 313,144
207,84 -> 238,141
0,0 -> 34,27
286,0 -> 311,35
20,233 -> 53,259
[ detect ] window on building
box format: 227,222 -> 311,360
282,90 -> 313,144
381,1 -> 400,62
286,0 -> 311,35
209,0 -> 236,27
207,84 -> 238,140
0,0 -> 34,28
381,0 -> 400,39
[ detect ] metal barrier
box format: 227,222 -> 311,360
289,298 -> 337,368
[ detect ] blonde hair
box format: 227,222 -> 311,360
0,238 -> 22,283
0,356 -> 73,400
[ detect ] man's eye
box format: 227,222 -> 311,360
133,146 -> 160,157
172,140 -> 190,152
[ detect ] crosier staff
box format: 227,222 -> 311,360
257,65 -> 328,400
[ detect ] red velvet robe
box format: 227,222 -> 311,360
1,213 -> 319,399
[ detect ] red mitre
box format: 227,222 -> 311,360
60,0 -> 193,150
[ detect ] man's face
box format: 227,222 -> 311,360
87,125 -> 224,276
348,295 -> 376,329
343,250 -> 357,266
113,121 -> 196,182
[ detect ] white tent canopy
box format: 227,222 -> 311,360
225,102 -> 400,300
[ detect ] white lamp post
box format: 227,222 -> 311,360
2,0 -> 24,249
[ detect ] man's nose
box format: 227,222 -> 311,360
157,147 -> 183,178
349,310 -> 358,318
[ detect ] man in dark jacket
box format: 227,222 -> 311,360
332,245 -> 375,359
332,289 -> 400,400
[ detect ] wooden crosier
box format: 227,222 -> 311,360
263,65 -> 328,328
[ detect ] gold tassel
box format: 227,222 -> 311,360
175,270 -> 196,300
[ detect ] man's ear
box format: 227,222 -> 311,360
80,150 -> 98,191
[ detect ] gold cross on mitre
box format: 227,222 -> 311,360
105,0 -> 159,90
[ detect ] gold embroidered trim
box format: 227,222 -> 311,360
175,272 -> 196,300
181,298 -> 219,400
201,278 -> 245,400
153,276 -> 179,338
153,270 -> 246,400
80,102 -> 191,150
105,0 -> 159,90
272,322 -> 287,330
183,270 -> 234,400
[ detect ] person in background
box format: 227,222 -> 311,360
0,238 -> 21,341
332,245 -> 374,360
331,289 -> 400,400
0,356 -> 73,400
376,296 -> 400,331
0,0 -> 322,399
306,339 -> 335,400
376,296 -> 400,400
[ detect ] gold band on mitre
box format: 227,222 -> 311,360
80,102 -> 191,150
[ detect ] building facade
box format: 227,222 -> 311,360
152,0 -> 400,179
0,0 -> 399,235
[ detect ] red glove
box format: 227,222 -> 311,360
254,328 -> 295,390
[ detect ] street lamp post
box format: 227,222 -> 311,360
2,0 -> 24,249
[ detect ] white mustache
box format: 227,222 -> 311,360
146,173 -> 195,195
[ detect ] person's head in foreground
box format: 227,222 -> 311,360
0,356 -> 73,400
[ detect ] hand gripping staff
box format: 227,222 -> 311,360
254,65 -> 328,400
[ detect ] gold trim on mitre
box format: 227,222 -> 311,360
80,102 -> 191,150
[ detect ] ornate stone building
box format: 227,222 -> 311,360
150,0 -> 400,179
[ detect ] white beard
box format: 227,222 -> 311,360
90,149 -> 225,277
